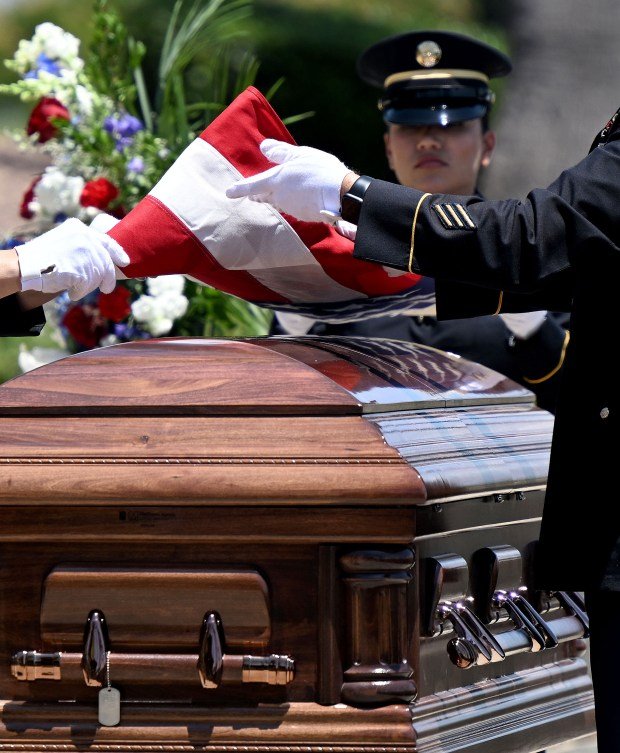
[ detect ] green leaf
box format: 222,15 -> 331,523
282,110 -> 315,126
155,0 -> 253,140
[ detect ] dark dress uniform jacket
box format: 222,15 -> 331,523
0,295 -> 45,337
353,128 -> 620,592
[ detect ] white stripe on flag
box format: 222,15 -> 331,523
149,139 -> 366,303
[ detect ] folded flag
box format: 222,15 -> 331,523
110,86 -> 435,322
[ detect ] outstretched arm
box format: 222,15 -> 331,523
0,217 -> 129,336
228,137 -> 620,307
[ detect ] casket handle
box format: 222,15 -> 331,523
11,610 -> 295,687
492,591 -> 546,652
508,588 -> 559,648
198,611 -> 295,688
554,591 -> 590,637
437,601 -> 503,666
81,609 -> 110,687
444,589 -> 590,669
455,599 -> 506,661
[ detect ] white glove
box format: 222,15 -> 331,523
225,139 -> 352,224
500,310 -> 547,339
335,220 -> 357,241
89,212 -> 120,234
89,213 -> 128,280
16,217 -> 129,301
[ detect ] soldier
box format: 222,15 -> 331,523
0,217 -> 129,337
226,96 -> 620,753
272,31 -> 568,412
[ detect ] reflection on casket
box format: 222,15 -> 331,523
0,336 -> 593,752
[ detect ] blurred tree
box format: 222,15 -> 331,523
246,1 -> 507,179
1,0 -> 508,180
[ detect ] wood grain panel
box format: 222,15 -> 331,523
0,541 -> 320,705
317,547 -> 343,705
0,416 -> 391,459
0,461 -> 423,505
0,339 -> 360,416
41,568 -> 270,649
0,506 -> 417,545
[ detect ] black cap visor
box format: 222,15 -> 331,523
384,101 -> 487,126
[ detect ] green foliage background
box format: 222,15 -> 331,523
0,0 -> 509,175
0,0 -> 509,382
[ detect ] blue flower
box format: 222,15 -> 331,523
0,236 -> 18,249
114,322 -> 135,340
117,114 -> 144,137
115,136 -> 134,152
127,156 -> 144,174
24,53 -> 62,80
104,113 -> 144,151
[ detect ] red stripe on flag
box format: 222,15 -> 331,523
199,86 -> 295,178
293,218 -> 422,296
110,196 -> 289,303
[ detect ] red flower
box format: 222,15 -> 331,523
26,97 -> 70,143
80,178 -> 119,210
61,305 -> 106,349
19,176 -> 41,219
98,285 -> 131,322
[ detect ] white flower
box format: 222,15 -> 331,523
35,23 -> 80,65
34,167 -> 84,219
99,334 -> 119,347
73,84 -> 94,117
156,291 -> 189,320
18,345 -> 69,373
82,206 -> 101,220
146,275 -> 186,296
27,199 -> 41,217
131,294 -> 157,322
145,316 -> 174,337
15,39 -> 37,70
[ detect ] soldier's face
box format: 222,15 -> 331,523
384,119 -> 496,195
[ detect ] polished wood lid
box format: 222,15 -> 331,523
0,336 -> 532,416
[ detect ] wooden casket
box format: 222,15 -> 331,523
0,336 -> 594,753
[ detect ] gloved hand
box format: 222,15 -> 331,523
15,217 -> 129,301
226,139 -> 353,224
500,310 -> 547,339
89,213 -> 128,280
89,212 -> 120,234
335,220 -> 357,241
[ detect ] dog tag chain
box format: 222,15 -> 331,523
98,651 -> 121,727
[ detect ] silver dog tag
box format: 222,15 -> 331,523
98,686 -> 121,726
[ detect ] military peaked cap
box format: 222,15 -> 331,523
357,30 -> 512,126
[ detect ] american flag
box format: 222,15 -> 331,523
110,87 -> 435,323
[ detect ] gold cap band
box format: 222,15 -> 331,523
384,68 -> 490,88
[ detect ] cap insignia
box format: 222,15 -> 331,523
416,40 -> 442,68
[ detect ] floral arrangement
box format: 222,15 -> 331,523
1,0 -> 276,370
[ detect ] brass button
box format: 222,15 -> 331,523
600,407 -> 610,420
